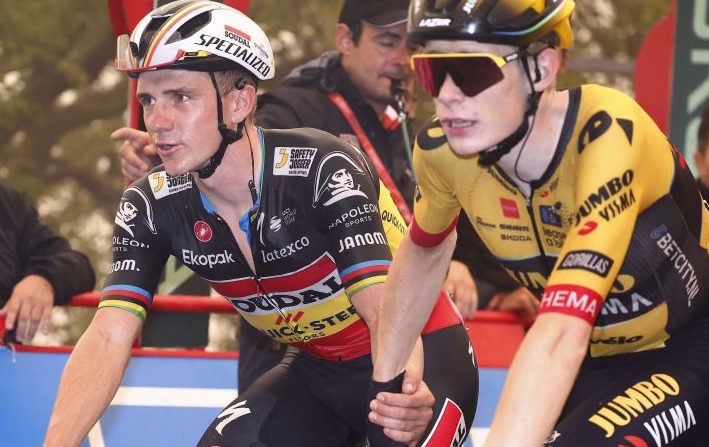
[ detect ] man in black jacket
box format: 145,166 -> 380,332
257,1 -> 416,205
0,182 -> 95,343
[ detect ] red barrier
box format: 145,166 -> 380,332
1,292 -> 531,367
70,291 -> 233,313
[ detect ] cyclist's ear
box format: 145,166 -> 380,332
532,47 -> 562,91
226,83 -> 257,125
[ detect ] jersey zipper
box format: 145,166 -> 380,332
215,213 -> 307,342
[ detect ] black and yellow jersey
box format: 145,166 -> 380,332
410,84 -> 709,358
100,127 -> 460,361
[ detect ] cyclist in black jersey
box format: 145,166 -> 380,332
44,2 -> 478,446
373,0 -> 709,446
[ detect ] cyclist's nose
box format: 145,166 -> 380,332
145,102 -> 175,133
437,74 -> 465,103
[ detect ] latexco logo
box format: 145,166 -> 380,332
260,237 -> 310,263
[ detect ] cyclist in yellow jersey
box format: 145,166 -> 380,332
371,0 -> 709,445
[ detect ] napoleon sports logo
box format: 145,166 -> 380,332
115,187 -> 157,237
312,151 -> 369,207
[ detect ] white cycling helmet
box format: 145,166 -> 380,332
116,0 -> 275,81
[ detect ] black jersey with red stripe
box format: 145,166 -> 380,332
101,127 -> 460,360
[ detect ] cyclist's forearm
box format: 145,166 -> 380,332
374,232 -> 456,381
44,309 -> 139,446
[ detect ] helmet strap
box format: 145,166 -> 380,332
477,49 -> 542,167
198,73 -> 246,179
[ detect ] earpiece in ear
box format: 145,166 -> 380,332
533,54 -> 542,83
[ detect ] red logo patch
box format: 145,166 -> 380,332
275,311 -> 304,325
618,435 -> 649,447
420,398 -> 466,447
194,221 -> 213,242
578,220 -> 598,235
500,198 -> 520,219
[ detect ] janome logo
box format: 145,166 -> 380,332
194,221 -> 213,242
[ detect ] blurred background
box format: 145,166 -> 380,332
0,0 -> 673,344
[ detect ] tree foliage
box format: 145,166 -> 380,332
560,0 -> 672,89
0,0 -> 126,268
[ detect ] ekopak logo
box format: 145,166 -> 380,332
194,220 -> 213,243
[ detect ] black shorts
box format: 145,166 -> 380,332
197,323 -> 478,447
545,319 -> 709,446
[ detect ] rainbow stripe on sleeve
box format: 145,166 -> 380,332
339,260 -> 390,296
98,284 -> 154,320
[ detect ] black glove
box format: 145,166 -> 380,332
366,371 -> 407,447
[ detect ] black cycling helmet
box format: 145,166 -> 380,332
408,0 -> 574,49
409,0 -> 575,166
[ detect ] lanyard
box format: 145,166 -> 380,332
327,92 -> 413,223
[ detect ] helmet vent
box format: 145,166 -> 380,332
166,11 -> 212,44
431,0 -> 463,14
487,1 -> 552,29
138,17 -> 169,60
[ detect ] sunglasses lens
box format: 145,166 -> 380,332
413,56 -> 505,98
413,57 -> 446,97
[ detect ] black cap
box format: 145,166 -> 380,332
339,0 -> 410,28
